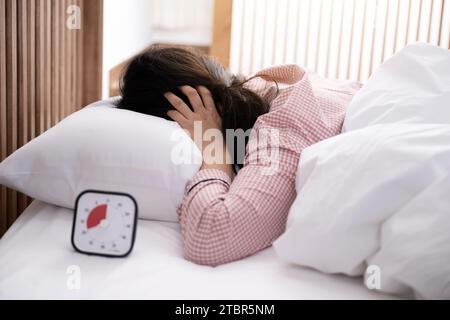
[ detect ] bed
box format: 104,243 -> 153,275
0,200 -> 396,300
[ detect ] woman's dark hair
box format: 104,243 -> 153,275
117,45 -> 274,167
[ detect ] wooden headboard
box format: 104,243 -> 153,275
0,0 -> 103,237
210,0 -> 233,68
210,0 -> 450,80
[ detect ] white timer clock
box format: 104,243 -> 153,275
71,190 -> 138,257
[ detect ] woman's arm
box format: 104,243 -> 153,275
165,85 -> 304,266
177,139 -> 301,266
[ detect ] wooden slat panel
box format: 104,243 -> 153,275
17,0 -> 29,213
25,0 -> 36,211
51,0 -> 60,126
71,0 -> 77,113
65,0 -> 71,116
0,0 -> 8,236
6,0 -> 18,227
0,0 -> 103,238
76,0 -> 83,109
36,0 -> 45,135
60,0 -> 67,117
74,1 -> 78,111
82,0 -> 103,106
67,0 -> 72,116
28,0 -> 36,141
45,0 -> 51,129
18,0 -> 28,154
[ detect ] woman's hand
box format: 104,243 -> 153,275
164,86 -> 233,177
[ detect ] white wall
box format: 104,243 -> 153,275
102,0 -> 154,98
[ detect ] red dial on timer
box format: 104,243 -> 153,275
71,190 -> 138,257
87,204 -> 108,229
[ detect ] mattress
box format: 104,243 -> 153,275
0,201 -> 397,300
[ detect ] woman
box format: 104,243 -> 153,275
118,45 -> 360,266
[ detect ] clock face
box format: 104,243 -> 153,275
71,191 -> 137,257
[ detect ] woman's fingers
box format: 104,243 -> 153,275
165,86 -> 220,132
167,110 -> 190,129
197,86 -> 216,111
179,86 -> 205,114
164,92 -> 194,119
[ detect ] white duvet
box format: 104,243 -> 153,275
274,44 -> 450,299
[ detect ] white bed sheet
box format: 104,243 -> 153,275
0,201 -> 397,300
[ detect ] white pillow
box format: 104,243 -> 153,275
274,123 -> 450,299
343,43 -> 450,132
0,98 -> 202,222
